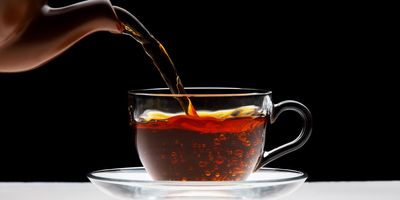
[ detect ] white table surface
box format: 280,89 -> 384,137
0,181 -> 399,200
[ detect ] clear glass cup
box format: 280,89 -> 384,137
128,87 -> 312,181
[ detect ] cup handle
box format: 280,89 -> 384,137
254,100 -> 313,171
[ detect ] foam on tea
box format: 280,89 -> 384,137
135,106 -> 267,181
138,105 -> 261,129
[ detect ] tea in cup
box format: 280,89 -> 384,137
128,88 -> 312,181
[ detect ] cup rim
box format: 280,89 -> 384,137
128,87 -> 271,97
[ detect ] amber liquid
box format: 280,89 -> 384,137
117,10 -> 267,180
136,107 -> 267,181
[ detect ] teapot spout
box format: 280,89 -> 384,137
0,0 -> 122,72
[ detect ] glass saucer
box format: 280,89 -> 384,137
88,167 -> 307,200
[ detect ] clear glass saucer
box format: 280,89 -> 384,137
88,167 -> 307,200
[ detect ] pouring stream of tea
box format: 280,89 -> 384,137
114,7 -> 198,116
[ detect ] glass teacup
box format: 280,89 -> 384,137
128,88 -> 312,181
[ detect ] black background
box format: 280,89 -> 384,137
0,0 -> 398,181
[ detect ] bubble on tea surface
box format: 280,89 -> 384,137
204,170 -> 212,177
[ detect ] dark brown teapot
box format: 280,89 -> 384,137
0,0 -> 121,72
